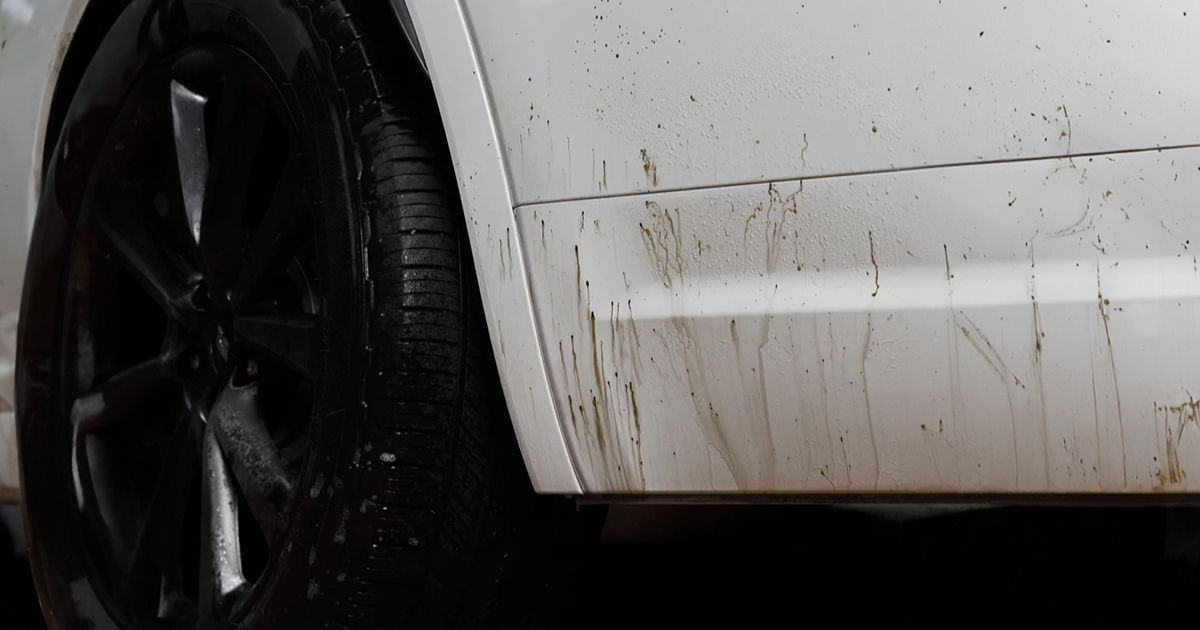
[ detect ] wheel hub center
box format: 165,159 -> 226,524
187,283 -> 239,378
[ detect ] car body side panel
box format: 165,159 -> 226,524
459,0 -> 1200,493
520,147 -> 1200,493
465,0 -> 1200,205
0,0 -> 87,497
405,0 -> 582,493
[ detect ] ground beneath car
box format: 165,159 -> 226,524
4,506 -> 1199,626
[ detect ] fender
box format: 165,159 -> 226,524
402,0 -> 582,493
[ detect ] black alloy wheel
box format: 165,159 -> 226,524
63,43 -> 323,625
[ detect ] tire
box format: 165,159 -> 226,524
17,0 -> 565,627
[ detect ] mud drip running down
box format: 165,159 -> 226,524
640,149 -> 658,187
1158,398 -> 1200,485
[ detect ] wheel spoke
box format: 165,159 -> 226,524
168,79 -> 210,246
199,426 -> 247,623
233,313 -> 320,381
210,382 -> 293,543
198,66 -> 270,292
125,410 -> 201,621
141,73 -> 204,265
93,193 -> 199,323
231,153 -> 309,307
70,353 -> 178,434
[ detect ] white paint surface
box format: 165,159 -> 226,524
520,147 -> 1200,493
0,0 -> 33,25
466,0 -> 1200,204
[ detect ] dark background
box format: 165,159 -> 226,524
5,505 -> 1200,627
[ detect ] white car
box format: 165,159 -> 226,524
2,0 -> 1198,626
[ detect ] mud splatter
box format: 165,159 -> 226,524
1158,397 -> 1200,484
956,312 -> 1022,486
868,231 -> 880,297
1096,267 -> 1127,485
640,201 -> 685,289
640,149 -> 658,187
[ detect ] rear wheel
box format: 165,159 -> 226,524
17,0 -> 560,627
